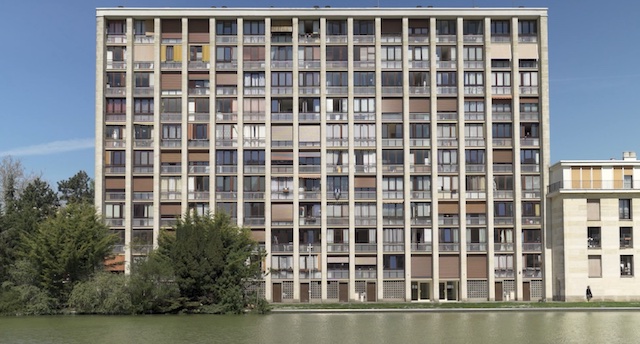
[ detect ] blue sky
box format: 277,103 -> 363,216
0,0 -> 637,184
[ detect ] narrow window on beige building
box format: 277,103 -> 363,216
587,227 -> 601,249
621,255 -> 634,276
620,227 -> 633,249
619,199 -> 632,220
588,255 -> 601,278
586,199 -> 600,221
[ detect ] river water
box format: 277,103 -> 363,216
1,311 -> 638,343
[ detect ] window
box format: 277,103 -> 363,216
381,46 -> 402,61
586,227 -> 601,249
216,20 -> 237,35
244,98 -> 265,114
354,98 -> 375,113
437,176 -> 458,191
408,46 -> 429,61
243,20 -> 265,35
383,203 -> 404,218
244,202 -> 265,217
588,255 -> 602,278
327,176 -> 348,192
383,255 -> 405,270
621,255 -> 634,276
106,98 -> 126,114
466,150 -> 485,165
382,150 -> 404,164
411,176 -> 431,192
410,124 -> 430,139
216,124 -> 238,139
354,46 -> 375,62
133,204 -> 152,218
353,20 -> 374,35
189,98 -> 210,114
620,199 -> 632,220
104,203 -> 124,219
522,175 -> 541,192
435,46 -> 456,61
165,46 -> 174,62
271,46 -> 293,61
133,151 -> 153,167
244,72 -> 265,87
519,59 -> 538,68
134,125 -> 153,140
354,124 -> 376,140
436,72 -> 457,86
106,72 -> 126,87
271,98 -> 294,113
327,98 -> 348,113
494,202 -> 513,217
466,176 -> 486,191
621,227 -> 633,248
624,175 -> 633,189
518,20 -> 537,35
244,150 -> 265,165
162,124 -> 181,139
326,72 -> 348,86
244,47 -> 265,61
354,203 -> 376,219
161,98 -> 181,113
464,72 -> 484,86
354,72 -> 376,86
271,72 -> 293,87
587,199 -> 601,221
465,124 -> 484,138
411,202 -> 431,217
520,71 -> 539,87
382,177 -> 404,191
216,98 -> 235,114
437,149 -> 457,165
216,46 -> 236,62
520,123 -> 539,138
521,102 -> 539,114
522,202 -> 540,217
299,98 -> 320,113
439,228 -> 459,243
492,72 -> 512,87
326,46 -> 347,61
494,176 -> 513,191
491,20 -> 510,36
495,254 -> 514,277
521,149 -> 539,164
463,20 -> 483,35
382,123 -> 403,139
216,202 -> 237,218
436,20 -> 456,35
326,20 -> 346,35
189,46 -> 203,61
299,72 -> 320,87
492,100 -> 512,113
409,72 -> 429,87
437,124 -> 457,138
216,150 -> 237,166
134,98 -> 153,114
463,46 -> 483,61
523,254 -> 541,278
215,176 -> 236,192
382,72 -> 402,86
465,101 -> 485,113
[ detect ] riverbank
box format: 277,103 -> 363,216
271,301 -> 640,313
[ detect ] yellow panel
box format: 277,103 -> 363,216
592,167 -> 602,188
624,167 -> 633,176
614,167 -> 623,189
161,45 -> 167,62
203,46 -> 210,62
174,45 -> 182,62
571,167 -> 580,189
581,168 -> 591,189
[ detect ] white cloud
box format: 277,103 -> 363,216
0,138 -> 94,157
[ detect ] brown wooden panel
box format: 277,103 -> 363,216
495,282 -> 503,301
271,151 -> 293,161
161,152 -> 181,163
160,203 -> 182,215
466,202 -> 486,213
381,98 -> 403,113
571,167 -> 581,188
105,177 -> 125,189
437,98 -> 457,112
439,255 -> 460,279
367,282 -> 376,302
409,98 -> 430,113
188,152 -> 210,162
411,255 -> 432,278
299,126 -> 320,141
133,177 -> 154,192
493,150 -> 513,163
161,19 -> 181,35
523,281 -> 531,301
339,282 -> 349,302
189,73 -> 210,80
381,19 -> 402,33
438,202 -> 459,214
251,230 -> 265,242
272,283 -> 282,302
520,97 -> 539,104
188,32 -> 210,43
272,204 -> 294,221
105,255 -> 125,272
355,177 -> 376,188
272,126 -> 293,140
215,73 -> 237,85
300,283 -> 309,303
161,73 -> 182,90
467,255 -> 487,279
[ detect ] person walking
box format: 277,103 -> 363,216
586,286 -> 593,302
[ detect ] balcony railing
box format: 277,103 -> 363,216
326,35 -> 347,44
436,35 -> 456,43
326,61 -> 348,69
467,243 -> 487,252
215,192 -> 237,200
215,61 -> 238,70
353,35 -> 375,43
408,34 -> 429,43
410,191 -> 431,200
106,35 -> 126,43
492,86 -> 511,95
354,191 -> 376,200
300,217 -> 319,226
299,60 -> 320,69
355,165 -> 376,174
354,86 -> 376,95
160,113 -> 181,122
105,114 -> 125,122
383,270 -> 404,279
160,61 -> 181,70
134,35 -> 154,44
436,60 -> 456,69
492,112 -> 512,121
243,191 -> 265,200
215,139 -> 238,148
133,114 -> 153,122
243,217 -> 265,226
132,218 -> 153,227
160,165 -> 181,174
411,243 -> 432,252
383,243 -> 404,252
464,86 -> 484,96
383,217 -> 404,226
299,190 -> 320,200
495,243 -> 514,252
271,60 -> 294,69
354,218 -> 377,226
355,137 -> 377,146
354,243 -> 377,252
439,243 -> 460,252
299,113 -> 320,122
243,112 -> 265,122
463,34 -> 483,43
244,35 -> 266,44
132,192 -> 153,200
495,269 -> 515,278
520,86 -> 539,95
523,243 -> 542,251
105,218 -> 124,226
327,270 -> 349,279
354,270 -> 377,279
244,165 -> 265,174
161,139 -> 181,148
327,217 -> 349,226
188,61 -> 210,70
326,86 -> 348,95
216,35 -> 237,44
522,216 -> 542,226
106,61 -> 126,70
105,192 -> 125,200
271,243 -> 294,253
188,191 -> 209,200
494,217 -> 514,226
408,61 -> 430,69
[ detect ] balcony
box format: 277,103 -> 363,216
521,112 -> 540,121
382,139 -> 403,147
299,113 -> 320,123
492,86 -> 511,95
464,86 -> 484,96
298,33 -> 320,44
494,190 -> 513,199
271,166 -> 293,174
439,243 -> 460,252
326,138 -> 348,147
327,270 -> 349,279
215,192 -> 237,200
495,269 -> 515,278
383,217 -> 403,226
134,114 -> 153,122
383,270 -> 404,279
493,164 -> 513,173
355,270 -> 377,279
244,165 -> 265,174
132,192 -> 153,201
382,190 -> 403,199
523,190 -> 541,199
215,139 -> 238,148
188,61 -> 210,71
106,34 -> 126,44
492,112 -> 512,121
243,217 -> 265,226
354,217 -> 376,226
438,190 -> 458,200
215,61 -> 238,71
495,243 -> 514,252
327,217 -> 349,226
271,61 -> 293,69
383,243 -> 404,252
494,217 -> 514,226
353,113 -> 375,122
326,35 -> 347,44
408,34 -> 429,43
160,165 -> 181,174
158,193 -> 183,205
410,164 -> 430,173
160,113 -> 181,122
133,62 -> 153,70
463,34 -> 483,43
132,245 -> 153,255
436,60 -> 456,69
216,35 -> 237,44
521,164 -> 540,173
299,86 -> 320,95
189,88 -> 210,96
519,35 -> 538,43
465,138 -> 485,147
160,61 -> 181,70
243,112 -> 265,122
466,164 -> 485,173
299,165 -> 321,174
299,61 -> 320,69
381,86 -> 403,96
326,61 -> 348,69
132,139 -> 152,148
105,192 -> 125,200
522,216 -> 541,226
353,35 -> 375,43
381,61 -> 402,70
271,190 -> 294,200
105,87 -> 125,97
467,243 -> 487,252
493,138 -> 512,147
134,35 -> 154,44
408,61 -> 430,69
354,191 -> 376,200
411,243 -> 432,252
464,61 -> 484,69
409,113 -> 430,121
436,35 -> 456,43
354,243 -> 377,253
298,190 -> 320,200
409,86 -> 431,95
132,218 -> 153,227
161,139 -> 181,148
244,35 -> 266,44
299,217 -> 319,226
464,112 -> 485,121
523,243 -> 542,251
160,218 -> 177,228
522,268 -> 542,278
133,166 -> 153,174
105,139 -> 125,148
355,165 -> 376,174
105,114 -> 125,122
243,87 -> 265,96
491,35 -> 511,43
271,243 -> 294,253
106,61 -> 126,70
520,86 -> 539,96
437,86 -> 457,95
438,215 -> 459,226
213,112 -> 235,122
410,191 -> 431,200
243,191 -> 264,200
105,166 -> 125,174
381,164 -> 403,174
437,164 -> 458,173
188,191 -> 209,200
105,218 -> 124,227
243,61 -> 265,70
326,86 -> 348,95
354,86 -> 376,95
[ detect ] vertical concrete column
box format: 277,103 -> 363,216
374,17 -> 384,302
208,18 -> 216,208
346,17 -> 356,301
429,16 -> 440,301
263,17 -> 273,302
456,17 -> 468,301
484,16 -> 496,301
95,16 -> 105,217
124,18 -> 135,274
180,18 -> 189,214
152,18 -> 162,248
291,17 -> 300,301
511,16 -> 523,301
539,13 -> 552,301
402,16 -> 412,301
236,18 -> 245,226
319,17 -> 328,301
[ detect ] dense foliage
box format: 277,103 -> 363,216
0,158 -> 268,315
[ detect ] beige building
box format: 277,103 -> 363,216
96,7 -> 550,302
549,152 -> 640,301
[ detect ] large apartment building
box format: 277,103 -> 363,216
96,7 -> 549,302
549,152 -> 640,301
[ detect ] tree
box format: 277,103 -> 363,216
21,202 -> 116,305
68,272 -> 132,314
57,170 -> 94,205
162,212 -> 264,313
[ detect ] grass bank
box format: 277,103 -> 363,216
272,301 -> 640,310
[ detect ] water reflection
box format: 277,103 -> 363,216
1,312 -> 640,344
